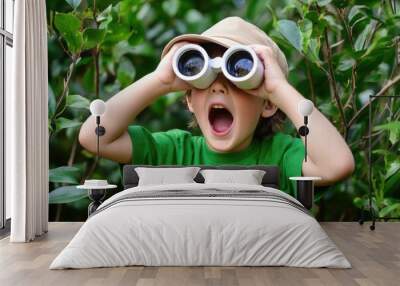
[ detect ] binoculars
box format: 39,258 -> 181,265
172,44 -> 264,90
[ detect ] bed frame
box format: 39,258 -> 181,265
122,165 -> 280,189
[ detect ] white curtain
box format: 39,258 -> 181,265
7,0 -> 48,242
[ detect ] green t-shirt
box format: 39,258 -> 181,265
127,125 -> 305,197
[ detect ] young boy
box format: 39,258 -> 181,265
79,16 -> 355,196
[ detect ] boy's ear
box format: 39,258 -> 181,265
261,99 -> 278,118
186,93 -> 194,113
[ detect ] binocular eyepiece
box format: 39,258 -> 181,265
172,44 -> 264,90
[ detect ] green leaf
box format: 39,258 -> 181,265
354,21 -> 375,52
379,203 -> 400,217
306,38 -> 322,66
112,40 -> 136,61
332,0 -> 349,8
337,57 -> 355,72
373,121 -> 400,145
165,91 -> 184,106
83,66 -> 95,92
97,4 -> 112,22
69,197 -> 90,210
83,28 -> 106,50
348,5 -> 369,26
49,186 -> 87,204
54,12 -> 80,33
353,197 -> 367,209
372,149 -> 390,156
317,0 -> 332,6
48,84 -> 56,118
162,0 -> 179,17
299,19 -> 313,53
87,0 -> 119,12
384,170 -> 400,195
75,56 -> 92,68
55,117 -> 82,131
321,15 -> 342,32
117,58 -> 136,88
277,19 -> 302,52
265,3 -> 277,26
49,166 -> 81,184
66,94 -> 90,110
386,160 -> 400,180
127,25 -> 145,46
48,121 -> 54,133
81,149 -> 95,159
54,12 -> 83,53
104,22 -> 132,43
66,0 -> 81,9
122,42 -> 156,57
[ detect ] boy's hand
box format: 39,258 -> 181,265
153,41 -> 191,93
245,44 -> 289,105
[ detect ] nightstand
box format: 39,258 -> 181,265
77,183 -> 117,216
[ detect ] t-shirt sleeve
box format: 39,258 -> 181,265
281,136 -> 305,197
127,125 -> 193,165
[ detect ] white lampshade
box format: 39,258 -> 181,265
90,99 -> 106,116
297,99 -> 314,116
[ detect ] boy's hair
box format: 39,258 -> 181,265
182,42 -> 287,139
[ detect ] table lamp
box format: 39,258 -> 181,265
89,99 -> 107,160
297,99 -> 314,162
289,99 -> 321,210
77,99 -> 117,216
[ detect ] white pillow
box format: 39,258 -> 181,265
135,167 -> 201,186
200,169 -> 266,185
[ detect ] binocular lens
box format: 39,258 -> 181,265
177,50 -> 205,76
226,51 -> 253,77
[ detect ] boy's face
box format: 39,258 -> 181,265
186,43 -> 278,153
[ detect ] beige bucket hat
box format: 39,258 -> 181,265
160,16 -> 289,77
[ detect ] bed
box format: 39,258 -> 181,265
49,165 -> 351,269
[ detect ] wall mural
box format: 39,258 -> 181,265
47,0 -> 400,222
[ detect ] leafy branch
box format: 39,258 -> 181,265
347,73 -> 400,129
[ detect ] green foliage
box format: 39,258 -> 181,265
49,166 -> 81,184
83,28 -> 106,50
47,0 -> 400,221
374,121 -> 400,145
278,20 -> 302,52
49,186 -> 87,204
66,94 -> 90,110
55,117 -> 82,132
66,0 -> 81,10
54,12 -> 83,53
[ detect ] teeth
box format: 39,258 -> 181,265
212,104 -> 225,109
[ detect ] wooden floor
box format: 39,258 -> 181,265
0,222 -> 399,286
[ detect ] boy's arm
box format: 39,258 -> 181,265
248,45 -> 355,186
78,72 -> 167,163
271,82 -> 355,186
79,42 -> 190,163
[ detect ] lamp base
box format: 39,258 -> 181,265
87,188 -> 106,216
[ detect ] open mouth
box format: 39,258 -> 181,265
208,104 -> 234,136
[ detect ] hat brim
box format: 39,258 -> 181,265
160,34 -> 241,59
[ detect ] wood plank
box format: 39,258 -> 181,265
0,222 -> 398,286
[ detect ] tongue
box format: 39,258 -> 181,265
213,115 -> 232,133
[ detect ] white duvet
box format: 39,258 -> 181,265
49,183 -> 351,269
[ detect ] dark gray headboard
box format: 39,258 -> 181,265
123,165 -> 280,189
